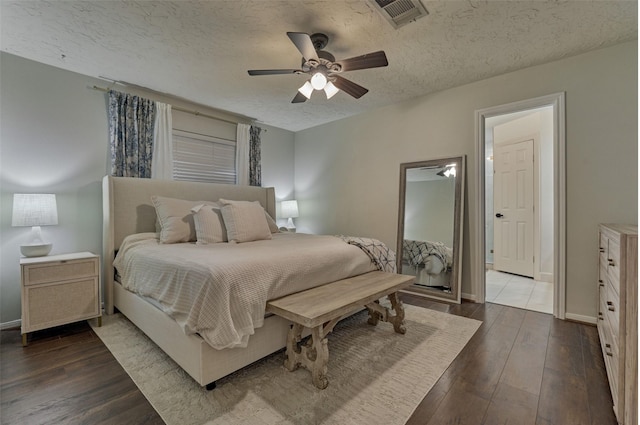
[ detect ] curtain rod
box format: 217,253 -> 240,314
91,85 -> 253,127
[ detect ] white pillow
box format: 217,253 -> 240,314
219,199 -> 272,243
191,203 -> 227,244
152,196 -> 211,244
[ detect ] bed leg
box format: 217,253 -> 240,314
205,381 -> 216,391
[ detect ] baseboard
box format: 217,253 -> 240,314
461,292 -> 477,302
1,319 -> 21,330
538,272 -> 553,283
565,313 -> 597,325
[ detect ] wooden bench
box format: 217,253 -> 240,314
266,271 -> 415,389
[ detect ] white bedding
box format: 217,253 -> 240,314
113,232 -> 376,349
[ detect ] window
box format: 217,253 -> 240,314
172,130 -> 236,184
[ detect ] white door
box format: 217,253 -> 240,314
493,138 -> 534,277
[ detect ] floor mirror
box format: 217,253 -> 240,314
397,155 -> 465,303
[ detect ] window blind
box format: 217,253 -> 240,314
172,130 -> 236,184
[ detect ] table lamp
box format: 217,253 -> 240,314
280,200 -> 299,232
12,193 -> 58,257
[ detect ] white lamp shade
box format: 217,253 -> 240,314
310,72 -> 327,90
280,200 -> 299,219
298,81 -> 314,99
12,194 -> 58,227
324,81 -> 340,99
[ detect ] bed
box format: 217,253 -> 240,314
102,175 -> 386,388
402,239 -> 453,289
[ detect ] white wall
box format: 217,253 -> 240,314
0,53 -> 295,325
294,41 -> 637,318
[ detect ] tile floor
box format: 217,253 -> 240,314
485,269 -> 553,314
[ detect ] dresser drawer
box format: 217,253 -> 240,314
604,283 -> 620,338
606,239 -> 621,291
598,284 -> 607,322
601,315 -> 619,408
22,257 -> 99,286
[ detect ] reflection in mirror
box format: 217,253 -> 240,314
397,156 -> 465,303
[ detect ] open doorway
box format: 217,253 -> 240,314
474,93 -> 566,319
485,107 -> 553,313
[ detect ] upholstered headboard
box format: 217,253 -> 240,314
102,175 -> 276,314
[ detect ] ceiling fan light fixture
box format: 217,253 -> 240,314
324,81 -> 339,99
298,81 -> 314,99
310,72 -> 327,90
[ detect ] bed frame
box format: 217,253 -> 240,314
102,175 -> 296,389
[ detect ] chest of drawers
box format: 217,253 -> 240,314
598,224 -> 637,425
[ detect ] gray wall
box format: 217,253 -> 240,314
0,53 -> 295,325
294,41 -> 637,318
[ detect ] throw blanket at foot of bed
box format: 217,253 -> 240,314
337,235 -> 397,273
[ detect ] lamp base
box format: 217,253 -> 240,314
286,217 -> 296,233
20,243 -> 52,257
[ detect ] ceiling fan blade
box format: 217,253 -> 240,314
336,51 -> 388,72
287,32 -> 319,62
291,91 -> 308,103
332,75 -> 369,99
248,69 -> 300,76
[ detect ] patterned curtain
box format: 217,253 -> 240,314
108,90 -> 156,178
249,125 -> 262,187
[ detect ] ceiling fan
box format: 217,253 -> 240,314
247,32 -> 388,103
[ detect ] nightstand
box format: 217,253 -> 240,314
21,252 -> 101,346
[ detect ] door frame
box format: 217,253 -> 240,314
474,92 -> 566,319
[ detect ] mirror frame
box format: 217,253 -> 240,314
397,155 -> 466,303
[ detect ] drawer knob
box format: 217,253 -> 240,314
606,301 -> 615,312
606,350 -> 613,357
599,248 -> 605,253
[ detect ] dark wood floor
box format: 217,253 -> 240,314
1,298 -> 616,425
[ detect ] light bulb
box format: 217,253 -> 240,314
324,81 -> 339,99
310,72 -> 327,90
298,81 -> 313,99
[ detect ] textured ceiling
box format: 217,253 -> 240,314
1,1 -> 637,132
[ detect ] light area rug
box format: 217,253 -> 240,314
91,305 -> 480,425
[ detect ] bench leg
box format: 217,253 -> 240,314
387,292 -> 406,334
367,300 -> 382,326
284,323 -> 331,389
310,326 -> 329,389
365,291 -> 406,334
284,323 -> 303,372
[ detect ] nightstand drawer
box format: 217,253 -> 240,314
22,277 -> 100,333
23,258 -> 98,286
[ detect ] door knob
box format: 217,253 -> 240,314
495,213 -> 504,218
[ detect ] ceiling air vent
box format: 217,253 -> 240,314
369,0 -> 428,29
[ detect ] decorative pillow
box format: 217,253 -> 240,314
152,196 -> 211,244
219,199 -> 272,243
191,203 -> 227,244
265,212 -> 280,234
